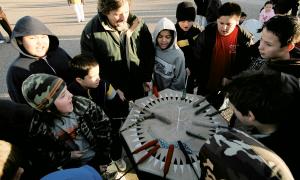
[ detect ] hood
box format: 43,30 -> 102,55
11,16 -> 59,59
153,17 -> 179,50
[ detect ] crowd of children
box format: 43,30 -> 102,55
1,0 -> 300,179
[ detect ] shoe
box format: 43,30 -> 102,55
0,40 -> 5,44
114,158 -> 127,172
101,170 -> 117,180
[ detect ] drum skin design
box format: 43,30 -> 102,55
121,89 -> 228,179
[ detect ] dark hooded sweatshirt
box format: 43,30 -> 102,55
6,16 -> 72,103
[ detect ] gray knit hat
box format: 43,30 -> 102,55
21,73 -> 66,112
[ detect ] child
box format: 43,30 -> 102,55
67,0 -> 85,23
7,16 -> 72,104
224,70 -> 299,179
21,73 -> 115,178
175,1 -> 201,93
153,17 -> 186,91
68,54 -> 128,171
194,2 -> 253,108
239,11 -> 247,25
249,15 -> 300,71
259,1 -> 275,23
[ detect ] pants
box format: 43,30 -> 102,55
0,7 -> 12,38
73,3 -> 85,22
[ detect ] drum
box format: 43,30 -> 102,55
121,89 -> 228,179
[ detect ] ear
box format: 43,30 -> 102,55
75,77 -> 83,84
16,39 -> 23,45
287,43 -> 295,52
248,111 -> 256,122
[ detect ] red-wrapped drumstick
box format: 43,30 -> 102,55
163,144 -> 174,178
137,144 -> 160,164
132,139 -> 158,154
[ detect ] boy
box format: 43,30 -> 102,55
249,15 -> 300,73
7,16 -> 72,104
175,1 -> 201,93
21,73 -> 115,178
194,2 -> 253,108
224,71 -> 299,179
153,17 -> 186,91
68,54 -> 128,171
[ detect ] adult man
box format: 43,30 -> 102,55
81,0 -> 155,101
194,2 -> 253,108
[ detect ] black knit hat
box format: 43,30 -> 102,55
176,1 -> 196,21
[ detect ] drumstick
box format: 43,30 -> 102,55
163,144 -> 174,178
181,74 -> 189,100
128,101 -> 171,124
186,130 -> 206,140
205,107 -> 229,117
192,96 -> 206,107
152,85 -> 159,98
120,116 -> 146,133
136,144 -> 160,164
132,139 -> 158,154
177,141 -> 200,180
192,120 -> 228,129
194,103 -> 210,115
116,144 -> 160,180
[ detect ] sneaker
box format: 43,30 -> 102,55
101,170 -> 118,180
114,158 -> 127,172
0,40 -> 5,44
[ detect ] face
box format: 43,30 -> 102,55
178,20 -> 193,32
106,1 -> 130,31
264,4 -> 273,12
22,35 -> 49,57
217,15 -> 239,36
258,28 -> 289,60
157,30 -> 172,50
54,87 -> 73,115
78,65 -> 100,89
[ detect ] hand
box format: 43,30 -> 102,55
70,150 -> 83,159
128,17 -> 141,34
143,81 -> 152,92
186,68 -> 191,76
222,77 -> 232,86
116,89 -> 126,101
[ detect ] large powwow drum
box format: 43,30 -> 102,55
121,89 -> 228,179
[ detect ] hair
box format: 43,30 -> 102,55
70,54 -> 99,79
241,11 -> 247,17
258,15 -> 300,47
264,1 -> 273,7
97,0 -> 131,14
0,140 -> 23,180
225,70 -> 299,124
217,2 -> 241,18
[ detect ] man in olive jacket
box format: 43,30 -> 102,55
81,0 -> 155,101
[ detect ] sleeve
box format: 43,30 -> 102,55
259,10 -> 264,23
80,22 -> 96,57
170,51 -> 186,91
138,23 -> 155,82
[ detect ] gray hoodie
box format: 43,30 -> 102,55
153,17 -> 186,91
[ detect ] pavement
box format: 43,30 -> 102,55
0,0 -> 264,179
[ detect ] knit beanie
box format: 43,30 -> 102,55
22,73 -> 66,112
176,1 -> 196,21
